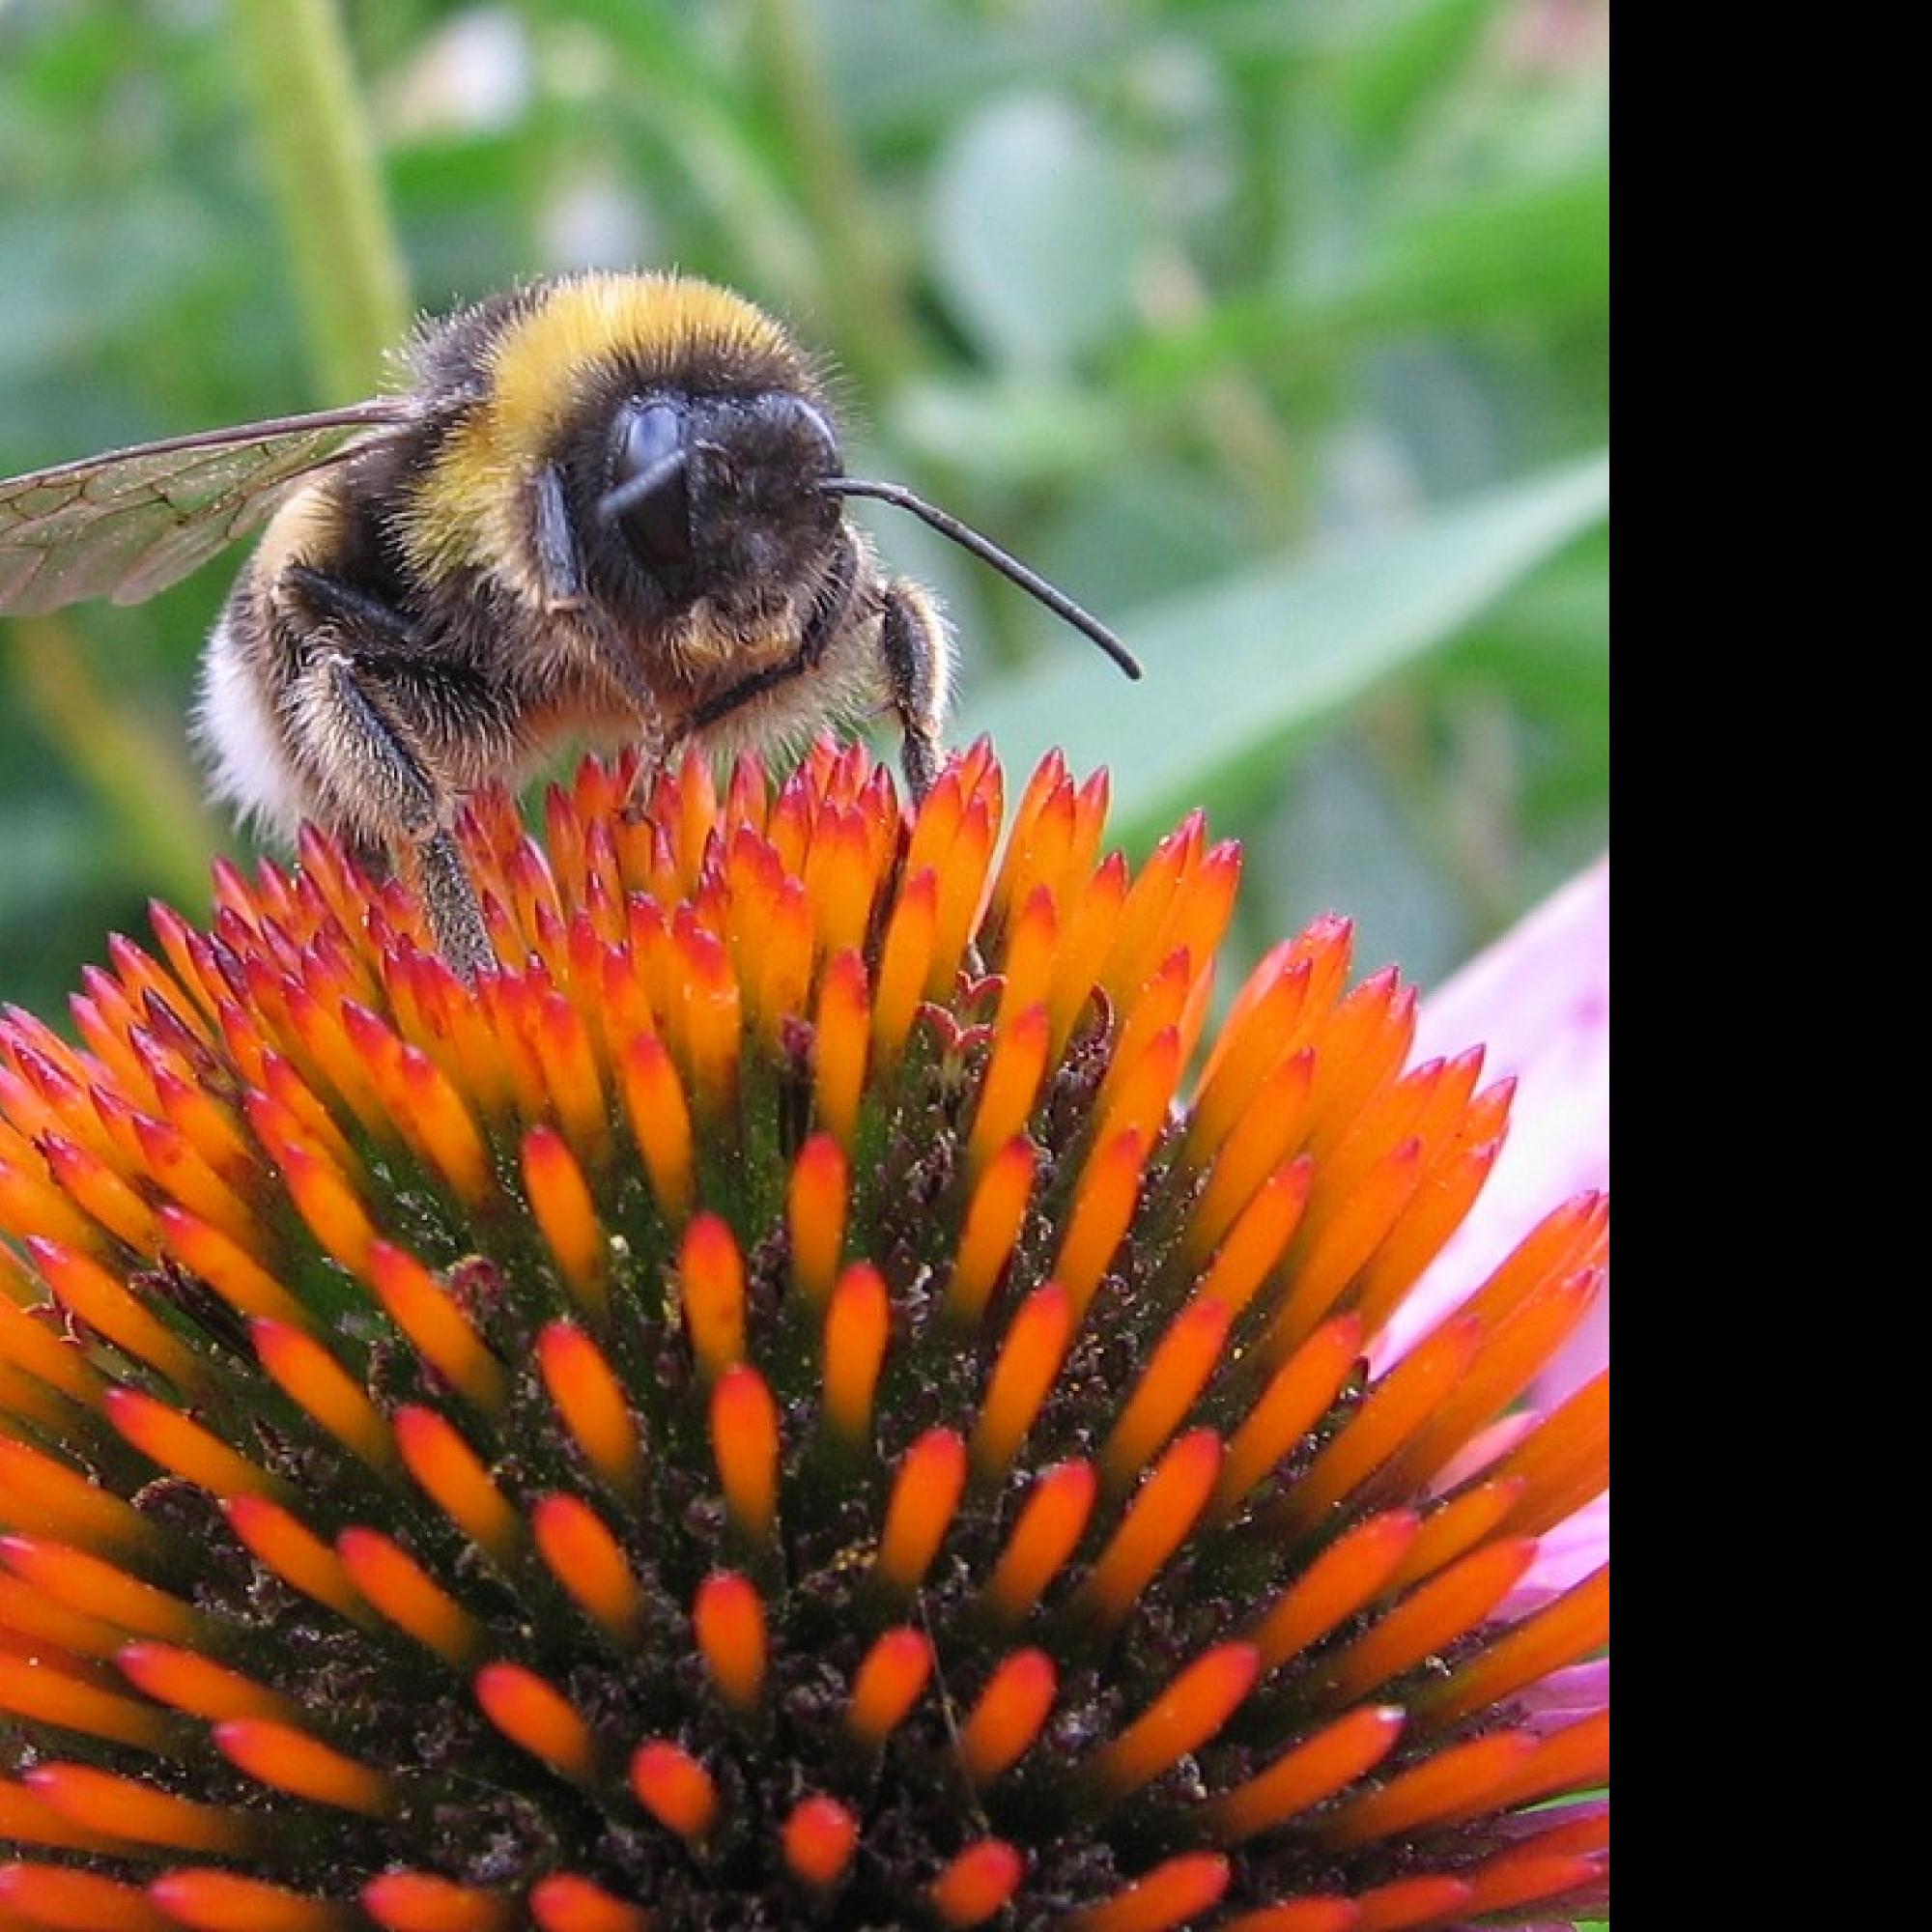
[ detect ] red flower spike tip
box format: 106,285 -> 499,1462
0,746 -> 1605,1927
781,1794 -> 859,1890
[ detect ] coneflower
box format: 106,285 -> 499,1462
0,741 -> 1607,1931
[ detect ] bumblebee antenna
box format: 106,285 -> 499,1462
823,477 -> 1142,680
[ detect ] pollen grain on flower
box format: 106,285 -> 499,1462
0,739 -> 1606,1930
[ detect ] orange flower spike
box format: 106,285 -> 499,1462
361,1870 -> 518,1932
37,1131 -> 158,1254
1246,1511 -> 1421,1673
124,1107 -> 261,1253
251,1320 -> 395,1473
1068,1431 -> 1223,1631
21,1238 -> 202,1393
154,1205 -> 308,1331
1098,1298 -> 1233,1492
0,1654 -> 177,1750
243,1098 -> 378,1277
1373,1270 -> 1605,1505
1096,810 -> 1206,1005
680,1212 -> 747,1378
1386,1478 -> 1526,1591
1081,1642 -> 1260,1801
802,802 -> 881,966
810,948 -> 871,1150
1050,1127 -> 1149,1321
671,916 -> 742,1128
970,1281 -> 1075,1479
1180,1050 -> 1318,1269
1350,1139 -> 1505,1342
629,1737 -> 720,1842
1312,1730 -> 1539,1852
844,1626 -> 932,1749
1489,1370 -> 1610,1538
874,1428 -> 968,1596
0,1438 -> 156,1556
617,1032 -> 696,1225
711,1364 -> 781,1548
25,1763 -> 256,1856
984,749 -> 1069,932
337,1528 -> 483,1669
1415,1563 -> 1610,1727
533,993 -> 611,1165
529,1873 -> 653,1932
1461,1191 -> 1611,1337
1477,1709 -> 1609,1817
105,926 -> 218,1040
957,1649 -> 1057,1787
0,1865 -> 174,1931
1276,1314 -> 1488,1530
0,1146 -> 101,1257
1262,1137 -> 1427,1355
667,750 -> 723,891
923,785 -> 1001,1005
1188,921 -> 1350,1145
522,1126 -> 611,1325
870,865 -> 938,1073
941,1135 -> 1036,1325
1090,1005 -> 1190,1151
1191,1160 -> 1313,1330
0,1779 -> 126,1854
341,1007 -> 497,1215
275,982 -> 391,1146
993,885 -> 1062,1041
1198,1703 -> 1407,1843
530,1494 -> 644,1645
820,1262 -> 889,1448
781,1793 -> 860,1890
1298,971 -> 1418,1160
929,1839 -> 1026,1927
213,1719 -> 394,1815
1067,1853 -> 1231,1932
392,1406 -> 522,1566
473,974 -> 555,1127
104,1388 -> 280,1502
0,1534 -> 204,1646
1322,1049 -> 1485,1208
538,1322 -> 642,1493
0,1572 -> 127,1658
978,1460 -> 1098,1627
145,1058 -> 263,1195
474,1662 -> 600,1784
1090,944 -> 1191,1122
116,1642 -> 300,1724
222,1496 -> 367,1626
787,1132 -> 848,1306
365,1242 -> 509,1418
693,1571 -> 767,1716
1044,850 -> 1130,1056
0,1281 -> 100,1407
750,873 -> 815,1052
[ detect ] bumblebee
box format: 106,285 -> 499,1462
0,270 -> 1138,976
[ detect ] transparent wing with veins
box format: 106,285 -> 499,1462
0,401 -> 412,616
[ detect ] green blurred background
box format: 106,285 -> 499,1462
0,0 -> 1607,1018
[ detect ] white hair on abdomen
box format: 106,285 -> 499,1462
193,613 -> 306,840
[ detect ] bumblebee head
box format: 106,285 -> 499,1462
593,389 -> 844,614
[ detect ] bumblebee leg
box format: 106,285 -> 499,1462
877,580 -> 952,802
272,568 -> 497,976
294,650 -> 496,978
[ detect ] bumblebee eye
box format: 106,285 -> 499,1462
602,401 -> 691,565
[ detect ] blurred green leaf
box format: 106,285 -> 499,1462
967,451 -> 1608,845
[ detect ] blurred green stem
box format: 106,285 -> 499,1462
7,621 -> 226,910
749,0 -> 915,389
224,0 -> 411,397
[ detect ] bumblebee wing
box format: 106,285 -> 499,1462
0,400 -> 413,617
